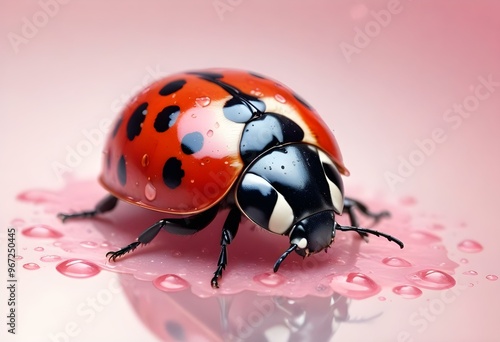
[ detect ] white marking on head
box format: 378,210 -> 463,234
317,149 -> 344,213
292,237 -> 308,249
269,190 -> 294,234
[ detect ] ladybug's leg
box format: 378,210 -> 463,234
106,205 -> 220,261
58,195 -> 118,223
211,206 -> 241,288
342,197 -> 390,241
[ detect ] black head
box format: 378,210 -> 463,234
273,211 -> 336,272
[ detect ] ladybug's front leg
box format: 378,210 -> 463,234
211,207 -> 241,288
342,197 -> 390,241
58,195 -> 118,222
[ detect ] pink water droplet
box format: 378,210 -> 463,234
274,94 -> 286,103
56,259 -> 100,278
409,231 -> 441,244
324,273 -> 381,300
206,129 -> 214,137
17,189 -> 57,204
431,223 -> 445,230
153,274 -> 189,292
408,269 -> 456,290
399,196 -> 417,205
486,274 -> 498,281
40,255 -> 62,262
463,270 -> 478,276
392,285 -> 423,299
80,241 -> 98,248
34,247 -> 44,252
195,96 -> 211,107
15,255 -> 23,260
253,272 -> 286,287
22,225 -> 63,239
10,218 -> 25,227
378,296 -> 387,301
144,182 -> 157,201
460,258 -> 469,264
23,263 -> 40,270
457,240 -> 483,253
382,256 -> 412,267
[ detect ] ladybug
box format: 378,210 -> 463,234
58,69 -> 403,288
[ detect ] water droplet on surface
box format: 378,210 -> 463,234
409,231 -> 441,243
171,250 -> 182,257
431,223 -> 445,230
17,189 -> 57,204
399,196 -> 417,205
34,247 -> 44,252
195,96 -> 211,107
274,94 -> 286,103
22,225 -> 63,239
408,269 -> 456,290
206,129 -> 214,137
250,89 -> 263,97
153,274 -> 189,292
457,239 -> 483,253
392,285 -> 422,299
56,259 -> 100,278
40,255 -> 62,262
323,273 -> 381,299
80,241 -> 98,248
141,154 -> 150,167
144,182 -> 157,201
23,263 -> 40,270
10,218 -> 25,227
486,274 -> 498,281
463,270 -> 478,276
382,256 -> 412,267
15,255 -> 23,260
253,272 -> 286,287
378,296 -> 387,301
460,258 -> 469,264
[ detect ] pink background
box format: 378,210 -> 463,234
1,0 -> 499,341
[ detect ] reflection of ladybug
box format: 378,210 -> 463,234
59,69 -> 403,288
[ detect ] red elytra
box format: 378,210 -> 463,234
100,69 -> 348,215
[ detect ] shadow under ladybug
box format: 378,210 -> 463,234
58,69 -> 404,288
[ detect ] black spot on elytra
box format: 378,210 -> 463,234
159,79 -> 186,96
117,155 -> 127,186
293,92 -> 313,110
162,157 -> 185,189
248,71 -> 266,79
181,132 -> 204,155
187,71 -> 224,80
126,103 -> 148,141
112,117 -> 122,137
154,105 -> 180,132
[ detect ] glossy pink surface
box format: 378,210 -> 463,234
2,1 -> 499,341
